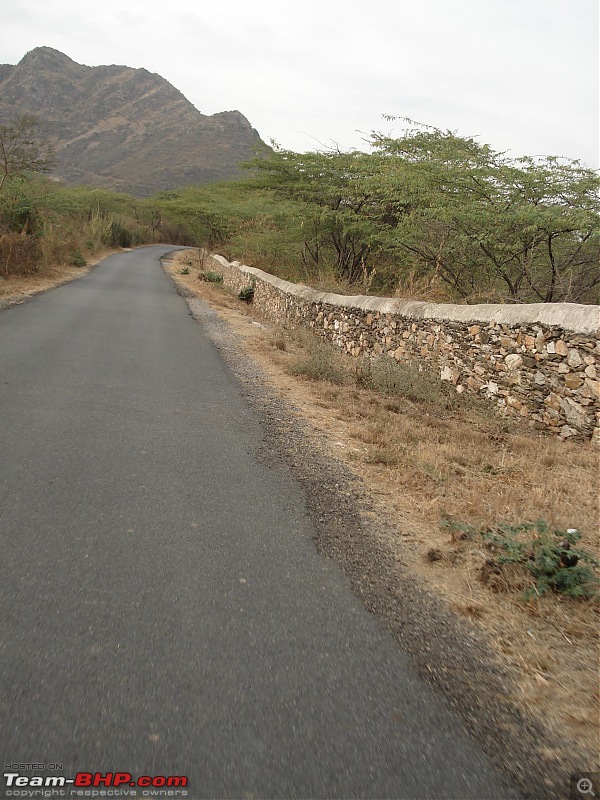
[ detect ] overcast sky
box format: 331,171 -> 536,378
3,0 -> 599,166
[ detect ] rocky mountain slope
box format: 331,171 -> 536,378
0,47 -> 266,195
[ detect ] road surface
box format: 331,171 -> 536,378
0,247 -> 519,798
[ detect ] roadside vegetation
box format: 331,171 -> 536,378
156,117 -> 600,304
0,115 -> 193,294
2,114 -> 598,305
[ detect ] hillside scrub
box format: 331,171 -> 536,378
246,122 -> 600,303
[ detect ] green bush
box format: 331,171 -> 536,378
200,271 -> 224,284
238,280 -> 255,303
109,220 -> 133,248
441,517 -> 599,600
69,250 -> 86,267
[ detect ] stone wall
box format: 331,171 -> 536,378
205,253 -> 600,443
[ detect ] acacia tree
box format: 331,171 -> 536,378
353,123 -> 600,302
0,115 -> 55,192
248,146 -> 383,282
249,122 -> 600,302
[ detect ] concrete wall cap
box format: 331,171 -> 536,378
213,256 -> 600,335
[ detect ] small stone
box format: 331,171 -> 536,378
555,340 -> 569,356
487,381 -> 499,395
567,348 -> 583,368
557,363 -> 569,374
505,353 -> 523,371
544,392 -> 561,411
468,325 -> 481,336
506,395 -> 523,411
440,365 -> 453,382
560,425 -> 578,439
564,374 -> 584,390
584,379 -> 600,400
534,371 -> 546,385
584,364 -> 597,379
584,355 -> 596,366
546,341 -> 556,354
560,397 -> 589,428
524,335 -> 536,350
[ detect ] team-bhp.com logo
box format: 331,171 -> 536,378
3,771 -> 188,794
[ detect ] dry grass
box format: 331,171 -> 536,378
168,249 -> 600,766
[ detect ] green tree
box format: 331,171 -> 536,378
360,122 -> 600,302
248,122 -> 600,301
247,146 -> 384,283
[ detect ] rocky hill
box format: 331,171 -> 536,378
0,47 -> 266,196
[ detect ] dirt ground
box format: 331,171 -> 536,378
166,249 -> 600,784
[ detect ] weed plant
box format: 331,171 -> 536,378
442,516 -> 600,600
200,271 -> 224,284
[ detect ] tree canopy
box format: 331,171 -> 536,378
246,121 -> 600,303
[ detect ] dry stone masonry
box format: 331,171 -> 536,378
206,254 -> 600,444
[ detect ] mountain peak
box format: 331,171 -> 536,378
0,47 -> 266,195
18,46 -> 83,71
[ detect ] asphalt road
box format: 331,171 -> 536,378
0,247 -> 520,799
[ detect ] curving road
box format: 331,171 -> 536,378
0,246 -> 519,798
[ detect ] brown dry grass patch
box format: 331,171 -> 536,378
167,249 -> 600,767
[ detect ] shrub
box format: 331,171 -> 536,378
200,270 -> 224,284
441,516 -> 600,600
109,220 -> 133,248
289,338 -> 348,384
0,231 -> 39,276
356,355 -> 463,409
69,250 -> 86,267
238,280 -> 255,303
